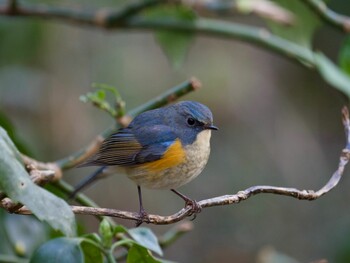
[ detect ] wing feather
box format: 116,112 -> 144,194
79,126 -> 179,167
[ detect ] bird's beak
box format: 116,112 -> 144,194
205,124 -> 218,130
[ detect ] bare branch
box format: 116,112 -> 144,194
301,0 -> 350,33
3,107 -> 349,225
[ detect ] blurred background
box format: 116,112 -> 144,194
1,0 -> 350,262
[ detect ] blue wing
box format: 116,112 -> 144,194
80,125 -> 178,167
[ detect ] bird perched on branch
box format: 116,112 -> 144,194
72,101 -> 217,225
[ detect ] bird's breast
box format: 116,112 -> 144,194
126,130 -> 212,189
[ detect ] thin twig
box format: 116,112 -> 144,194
0,3 -> 314,66
5,107 -> 350,225
301,0 -> 350,33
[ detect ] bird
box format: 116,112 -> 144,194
72,101 -> 217,225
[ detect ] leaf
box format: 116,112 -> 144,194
4,214 -> 48,257
128,228 -> 163,256
0,112 -> 32,156
315,53 -> 350,99
266,0 -> 321,48
0,127 -> 76,237
127,245 -> 161,263
82,233 -> 101,245
113,224 -> 128,235
339,36 -> 350,76
146,5 -> 196,69
30,237 -> 103,263
99,219 -> 113,248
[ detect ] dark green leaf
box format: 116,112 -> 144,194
147,5 -> 196,69
0,127 -> 76,237
30,237 -> 103,263
128,228 -> 162,256
267,0 -> 321,47
127,245 -> 161,263
315,53 -> 350,99
0,112 -> 32,156
339,36 -> 350,76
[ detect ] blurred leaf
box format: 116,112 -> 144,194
99,219 -> 113,248
80,240 -> 104,263
267,0 -> 321,48
0,127 -> 76,237
0,210 -> 15,255
82,233 -> 101,244
0,111 -> 33,156
113,224 -> 128,235
315,53 -> 350,99
127,244 -> 161,263
4,214 -> 49,257
128,227 -> 163,256
339,36 -> 350,76
30,237 -> 103,263
0,19 -> 44,66
146,5 -> 196,69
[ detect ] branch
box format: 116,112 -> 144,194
301,0 -> 350,33
0,2 -> 314,67
6,107 -> 350,225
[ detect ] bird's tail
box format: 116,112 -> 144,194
69,166 -> 106,199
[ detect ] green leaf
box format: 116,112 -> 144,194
0,112 -> 32,156
315,53 -> 350,99
113,224 -> 128,235
267,0 -> 321,48
0,127 -> 76,237
82,233 -> 101,245
80,240 -> 104,263
147,5 -> 196,69
30,237 -> 103,263
128,228 -> 162,256
127,245 -> 161,263
339,36 -> 350,76
99,219 -> 113,248
4,214 -> 48,257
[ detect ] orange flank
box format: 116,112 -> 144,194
143,139 -> 185,173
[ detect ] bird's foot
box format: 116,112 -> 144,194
171,189 -> 202,220
185,199 -> 202,215
135,207 -> 150,227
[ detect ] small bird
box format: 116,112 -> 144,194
73,101 -> 217,225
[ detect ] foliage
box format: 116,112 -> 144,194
0,127 -> 76,237
1,0 -> 350,262
29,219 -> 164,263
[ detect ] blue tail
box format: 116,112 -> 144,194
69,166 -> 106,199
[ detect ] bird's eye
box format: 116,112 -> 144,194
187,117 -> 195,126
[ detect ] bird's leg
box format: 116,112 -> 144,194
136,185 -> 149,227
171,189 -> 202,218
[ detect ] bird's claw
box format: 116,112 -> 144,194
135,208 -> 150,227
186,199 -> 202,218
